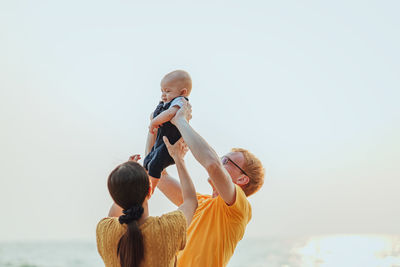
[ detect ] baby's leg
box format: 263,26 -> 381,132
144,149 -> 161,191
147,158 -> 164,192
147,144 -> 175,192
149,176 -> 159,193
146,155 -> 163,193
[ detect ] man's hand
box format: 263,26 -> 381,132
171,101 -> 192,125
163,137 -> 188,162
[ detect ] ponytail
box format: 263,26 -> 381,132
117,223 -> 144,267
117,205 -> 145,267
107,161 -> 150,267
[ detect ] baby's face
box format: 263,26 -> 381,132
160,80 -> 184,103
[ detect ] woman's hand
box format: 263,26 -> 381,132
163,137 -> 188,162
171,101 -> 192,125
128,154 -> 141,162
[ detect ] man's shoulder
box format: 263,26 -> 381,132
196,192 -> 212,199
212,185 -> 252,221
234,184 -> 250,203
193,193 -> 216,212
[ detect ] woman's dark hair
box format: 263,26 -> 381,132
107,161 -> 150,267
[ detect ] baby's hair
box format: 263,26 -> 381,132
163,70 -> 192,95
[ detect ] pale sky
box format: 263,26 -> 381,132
0,1 -> 399,241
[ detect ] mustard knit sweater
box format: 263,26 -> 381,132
96,210 -> 186,267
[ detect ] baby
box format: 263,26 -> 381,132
143,70 -> 192,188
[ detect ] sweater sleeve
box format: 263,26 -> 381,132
159,210 -> 188,251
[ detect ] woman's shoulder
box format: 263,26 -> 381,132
159,210 -> 186,224
147,210 -> 186,224
96,217 -> 124,235
142,211 -> 187,255
143,210 -> 186,232
97,216 -> 118,225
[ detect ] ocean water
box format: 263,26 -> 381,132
0,241 -> 102,267
1,235 -> 399,267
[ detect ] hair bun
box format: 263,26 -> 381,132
118,205 -> 144,224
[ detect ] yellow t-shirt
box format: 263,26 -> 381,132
96,210 -> 187,267
177,184 -> 252,267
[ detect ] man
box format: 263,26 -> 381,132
156,101 -> 265,267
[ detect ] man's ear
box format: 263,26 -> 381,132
236,175 -> 249,186
180,88 -> 187,95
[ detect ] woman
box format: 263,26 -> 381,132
96,137 -> 197,267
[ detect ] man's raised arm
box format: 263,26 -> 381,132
172,102 -> 236,205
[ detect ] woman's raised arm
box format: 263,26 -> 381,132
163,137 -> 198,226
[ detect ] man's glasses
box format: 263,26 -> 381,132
221,156 -> 249,178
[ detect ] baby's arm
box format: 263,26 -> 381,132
145,112 -> 157,156
149,106 -> 180,133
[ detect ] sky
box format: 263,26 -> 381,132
0,1 -> 399,242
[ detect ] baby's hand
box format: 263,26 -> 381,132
149,122 -> 159,134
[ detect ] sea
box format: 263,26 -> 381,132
0,235 -> 399,267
